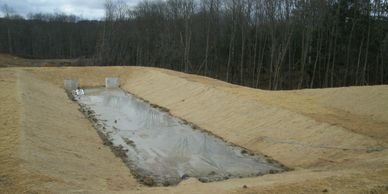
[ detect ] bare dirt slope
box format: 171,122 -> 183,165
1,67 -> 388,193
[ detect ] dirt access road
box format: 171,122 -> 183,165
1,66 -> 388,193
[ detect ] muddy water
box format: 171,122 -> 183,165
75,88 -> 286,186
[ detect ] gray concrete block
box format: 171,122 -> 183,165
105,77 -> 120,88
64,79 -> 79,91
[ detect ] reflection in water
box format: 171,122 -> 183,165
76,88 -> 286,186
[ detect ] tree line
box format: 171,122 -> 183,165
1,0 -> 387,89
0,5 -> 99,59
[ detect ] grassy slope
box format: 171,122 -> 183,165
0,66 -> 387,193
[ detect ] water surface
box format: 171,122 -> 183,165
75,88 -> 286,186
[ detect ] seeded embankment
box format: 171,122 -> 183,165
1,66 -> 387,193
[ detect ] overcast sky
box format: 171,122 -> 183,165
0,0 -> 141,19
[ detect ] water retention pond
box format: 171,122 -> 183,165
74,87 -> 287,186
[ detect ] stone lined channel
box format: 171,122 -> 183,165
74,88 -> 287,186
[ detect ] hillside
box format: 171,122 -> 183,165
1,66 -> 388,193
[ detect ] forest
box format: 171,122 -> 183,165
0,0 -> 387,89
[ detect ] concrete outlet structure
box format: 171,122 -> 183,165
105,77 -> 120,88
64,79 -> 79,91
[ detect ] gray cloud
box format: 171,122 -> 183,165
0,0 -> 141,19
